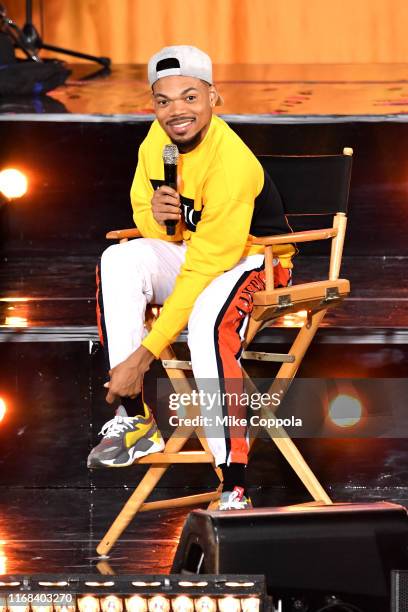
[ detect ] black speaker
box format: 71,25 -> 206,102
172,502 -> 408,606
392,570 -> 408,612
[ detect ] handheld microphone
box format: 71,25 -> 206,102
162,144 -> 179,236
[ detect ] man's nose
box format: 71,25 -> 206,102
169,98 -> 187,114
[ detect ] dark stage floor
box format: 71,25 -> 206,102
0,63 -> 407,611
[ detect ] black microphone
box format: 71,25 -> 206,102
162,144 -> 179,236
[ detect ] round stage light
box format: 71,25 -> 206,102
0,399 -> 6,422
0,168 -> 28,199
218,597 -> 241,612
329,393 -> 362,427
101,596 -> 123,612
148,597 -> 170,612
172,596 -> 194,612
194,597 -> 217,612
125,596 -> 148,612
241,599 -> 260,612
78,596 -> 101,612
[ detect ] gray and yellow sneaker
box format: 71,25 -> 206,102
218,486 -> 253,510
87,404 -> 165,468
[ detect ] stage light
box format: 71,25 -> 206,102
4,315 -> 28,327
0,399 -> 6,423
8,605 -> 29,612
194,597 -> 217,612
218,597 -> 241,612
329,393 -> 362,427
0,297 -> 31,302
0,169 -> 28,199
101,595 -> 123,612
241,599 -> 260,612
148,596 -> 170,612
78,595 -> 101,612
0,576 -> 266,612
172,596 -> 194,612
125,596 -> 148,612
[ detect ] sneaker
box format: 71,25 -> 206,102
87,404 -> 165,468
218,486 -> 253,510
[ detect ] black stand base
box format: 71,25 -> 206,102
1,4 -> 111,78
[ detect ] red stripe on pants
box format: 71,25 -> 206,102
215,262 -> 291,464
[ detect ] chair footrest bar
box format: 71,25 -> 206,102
162,359 -> 192,370
139,490 -> 221,512
242,350 -> 295,363
137,451 -> 214,464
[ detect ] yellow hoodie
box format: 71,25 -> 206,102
131,114 -> 295,358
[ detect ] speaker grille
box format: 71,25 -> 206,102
392,570 -> 408,612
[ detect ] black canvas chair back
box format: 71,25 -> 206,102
259,153 -> 353,215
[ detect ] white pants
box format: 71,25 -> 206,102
97,238 -> 289,466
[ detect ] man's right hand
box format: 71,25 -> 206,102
151,185 -> 182,226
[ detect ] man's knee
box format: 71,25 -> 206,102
100,243 -> 118,268
99,240 -> 148,275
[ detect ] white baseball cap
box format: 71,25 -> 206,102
148,45 -> 223,105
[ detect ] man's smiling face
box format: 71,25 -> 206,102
152,75 -> 217,153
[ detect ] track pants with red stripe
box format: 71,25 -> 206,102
96,238 -> 291,466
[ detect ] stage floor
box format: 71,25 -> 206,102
2,63 -> 408,118
1,255 -> 407,335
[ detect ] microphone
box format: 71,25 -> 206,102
162,144 -> 179,236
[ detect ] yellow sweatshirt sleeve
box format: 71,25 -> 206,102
142,161 -> 260,358
131,143 -> 184,242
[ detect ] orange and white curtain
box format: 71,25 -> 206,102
6,0 -> 408,64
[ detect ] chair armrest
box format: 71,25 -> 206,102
252,228 -> 338,246
106,228 -> 142,240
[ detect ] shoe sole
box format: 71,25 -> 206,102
90,438 -> 165,468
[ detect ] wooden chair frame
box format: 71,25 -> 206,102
96,148 -> 352,557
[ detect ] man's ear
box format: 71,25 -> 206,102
209,86 -> 218,107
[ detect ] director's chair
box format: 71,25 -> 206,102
96,147 -> 353,556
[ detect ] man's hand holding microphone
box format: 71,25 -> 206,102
151,184 -> 181,229
151,144 -> 181,235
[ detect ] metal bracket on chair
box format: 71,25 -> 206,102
162,360 -> 192,370
277,294 -> 294,310
323,287 -> 340,303
242,351 -> 295,363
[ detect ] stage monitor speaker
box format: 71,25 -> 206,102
172,502 -> 408,603
392,570 -> 408,612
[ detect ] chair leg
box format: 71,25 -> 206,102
96,464 -> 171,556
246,310 -> 332,504
269,434 -> 332,504
207,481 -> 224,510
96,424 -> 195,556
96,341 -> 223,556
161,344 -> 222,484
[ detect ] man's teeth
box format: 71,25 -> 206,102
173,121 -> 192,127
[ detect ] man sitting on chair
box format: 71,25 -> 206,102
87,45 -> 295,510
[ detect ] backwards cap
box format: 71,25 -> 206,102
148,45 -> 222,105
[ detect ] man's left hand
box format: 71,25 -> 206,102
104,345 -> 155,403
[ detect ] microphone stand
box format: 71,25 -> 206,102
1,1 -> 110,78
